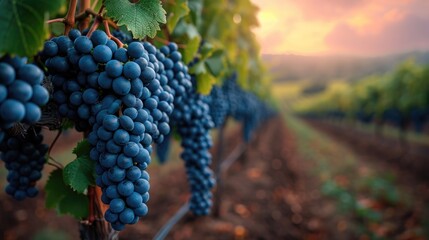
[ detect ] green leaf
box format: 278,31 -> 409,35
205,50 -> 224,77
0,0 -> 65,56
45,169 -> 89,219
104,0 -> 166,39
58,187 -> 89,219
45,169 -> 67,209
182,36 -> 201,64
187,0 -> 203,27
63,156 -> 95,193
200,42 -> 214,59
72,139 -> 91,157
196,72 -> 216,95
166,0 -> 189,32
189,60 -> 206,75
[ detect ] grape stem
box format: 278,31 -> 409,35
91,0 -> 100,10
103,20 -> 124,48
48,156 -> 63,169
48,129 -> 62,156
64,0 -> 78,35
46,18 -> 65,24
45,0 -> 78,35
78,0 -> 92,31
86,5 -> 104,38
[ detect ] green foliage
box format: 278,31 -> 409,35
63,156 -> 95,193
294,60 -> 429,121
205,50 -> 225,77
64,140 -> 95,193
58,187 -> 89,218
0,0 -> 65,57
104,0 -> 166,39
45,169 -> 89,219
165,0 -> 189,32
45,140 -> 94,219
45,169 -> 66,209
72,139 -> 91,157
162,0 -> 268,96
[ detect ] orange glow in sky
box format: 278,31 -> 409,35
251,0 -> 429,56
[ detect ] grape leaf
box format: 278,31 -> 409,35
189,60 -> 206,75
166,0 -> 189,32
205,50 -> 225,77
45,168 -> 89,219
104,0 -> 166,39
182,36 -> 201,64
45,169 -> 67,209
63,156 -> 95,193
0,0 -> 65,56
72,139 -> 91,157
196,72 -> 216,95
58,187 -> 89,219
187,0 -> 203,27
200,42 -> 214,59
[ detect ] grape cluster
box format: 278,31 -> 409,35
223,73 -> 275,142
178,92 -> 215,215
42,29 -> 175,230
86,39 -> 174,230
42,29 -> 116,131
160,43 -> 215,215
88,96 -> 151,231
0,56 -> 49,130
206,86 -> 229,127
0,127 -> 48,200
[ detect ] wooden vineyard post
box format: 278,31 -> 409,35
213,121 -> 226,218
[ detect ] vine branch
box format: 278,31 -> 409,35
48,129 -> 62,156
47,18 -> 65,24
64,0 -> 78,35
48,156 -> 63,169
86,5 -> 105,37
78,0 -> 92,31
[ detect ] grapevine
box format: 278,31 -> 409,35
0,0 -> 273,238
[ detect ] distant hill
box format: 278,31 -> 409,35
264,51 -> 429,83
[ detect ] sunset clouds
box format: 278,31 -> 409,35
251,0 -> 429,55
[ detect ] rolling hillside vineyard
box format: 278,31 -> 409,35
0,0 -> 274,238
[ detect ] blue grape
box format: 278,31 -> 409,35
123,62 -> 141,79
90,30 -> 109,46
93,45 -> 113,63
8,80 -> 33,102
79,55 -> 98,73
127,42 -> 144,59
0,99 -> 26,122
18,64 -> 43,85
43,41 -> 59,57
24,102 -> 42,123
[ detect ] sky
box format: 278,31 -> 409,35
251,0 -> 429,56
